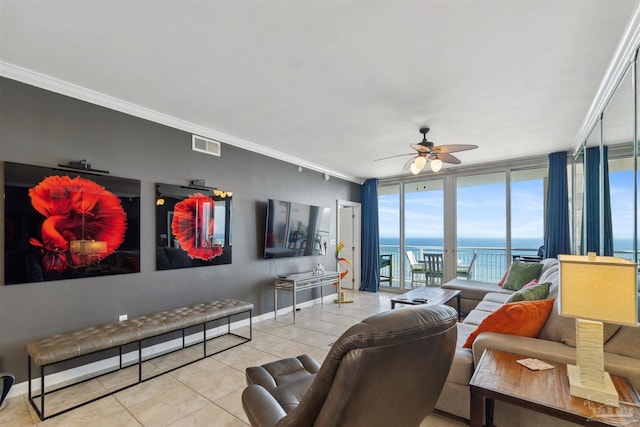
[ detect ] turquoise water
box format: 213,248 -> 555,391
381,237 -> 636,252
379,237 -> 636,283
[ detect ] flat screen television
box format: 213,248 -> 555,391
264,199 -> 331,259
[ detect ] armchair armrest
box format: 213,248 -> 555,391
242,384 -> 288,427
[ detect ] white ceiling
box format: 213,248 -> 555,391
1,0 -> 638,183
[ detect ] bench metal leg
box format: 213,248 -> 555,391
138,341 -> 142,383
203,323 -> 207,357
40,365 -> 45,419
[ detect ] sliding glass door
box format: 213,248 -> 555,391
378,184 -> 400,289
405,179 -> 444,288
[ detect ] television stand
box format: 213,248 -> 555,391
274,271 -> 340,323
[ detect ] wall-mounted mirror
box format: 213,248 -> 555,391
602,63 -> 634,260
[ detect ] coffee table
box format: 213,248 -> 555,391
470,349 -> 640,427
390,287 -> 461,320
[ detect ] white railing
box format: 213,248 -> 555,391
380,244 -> 636,288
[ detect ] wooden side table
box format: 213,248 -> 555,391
469,349 -> 640,427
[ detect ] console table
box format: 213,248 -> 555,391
274,271 -> 340,323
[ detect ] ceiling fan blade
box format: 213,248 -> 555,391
433,144 -> 478,154
437,153 -> 461,164
410,143 -> 431,153
403,157 -> 416,170
374,152 -> 415,161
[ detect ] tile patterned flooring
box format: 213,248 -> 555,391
1,290 -> 465,426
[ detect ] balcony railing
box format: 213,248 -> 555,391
380,245 -> 636,288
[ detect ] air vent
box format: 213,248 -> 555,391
192,135 -> 221,157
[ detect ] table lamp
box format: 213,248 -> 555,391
558,253 -> 638,406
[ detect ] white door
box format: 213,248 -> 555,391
337,201 -> 361,290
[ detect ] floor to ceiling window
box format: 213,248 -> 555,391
378,157 -> 551,290
456,172 -> 506,282
510,168 -> 546,259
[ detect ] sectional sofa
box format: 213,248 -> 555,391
436,258 -> 640,426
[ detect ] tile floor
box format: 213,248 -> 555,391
1,290 -> 466,427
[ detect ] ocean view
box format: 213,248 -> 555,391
379,236 -> 636,283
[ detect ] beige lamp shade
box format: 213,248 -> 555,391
558,254 -> 637,326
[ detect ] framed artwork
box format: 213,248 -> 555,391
155,183 -> 232,269
4,162 -> 141,285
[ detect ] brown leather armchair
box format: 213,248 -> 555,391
242,304 -> 457,427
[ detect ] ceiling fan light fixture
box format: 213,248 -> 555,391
410,162 -> 421,175
430,158 -> 443,172
414,156 -> 427,169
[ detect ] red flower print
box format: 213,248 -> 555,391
28,175 -> 127,271
172,193 -> 223,260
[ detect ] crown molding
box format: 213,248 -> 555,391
0,61 -> 363,184
572,4 -> 640,155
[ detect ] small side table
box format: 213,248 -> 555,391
469,349 -> 640,427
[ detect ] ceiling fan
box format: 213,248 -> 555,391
377,127 -> 478,174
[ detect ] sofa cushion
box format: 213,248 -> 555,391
482,293 -> 511,304
502,260 -> 543,291
603,326 -> 640,359
462,309 -> 493,326
538,299 -> 621,346
442,279 -> 512,302
447,323 -> 477,385
505,282 -> 550,303
463,299 -> 554,348
538,258 -> 559,283
474,300 -> 504,313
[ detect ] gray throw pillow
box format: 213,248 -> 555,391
505,282 -> 551,303
502,260 -> 543,291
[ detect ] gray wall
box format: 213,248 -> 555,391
0,77 -> 361,381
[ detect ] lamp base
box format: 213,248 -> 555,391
567,364 -> 619,406
333,291 -> 353,304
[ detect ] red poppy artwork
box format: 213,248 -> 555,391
28,175 -> 127,271
171,193 -> 223,260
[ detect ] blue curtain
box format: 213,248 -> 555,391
544,152 -> 571,258
360,179 -> 379,292
585,146 -> 613,255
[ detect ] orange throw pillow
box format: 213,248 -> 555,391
463,299 -> 555,349
497,270 -> 508,287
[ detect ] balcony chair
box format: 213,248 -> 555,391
456,250 -> 477,280
405,250 -> 426,287
241,304 -> 457,427
423,252 -> 443,286
379,253 -> 392,285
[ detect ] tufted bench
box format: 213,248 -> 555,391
26,299 -> 252,420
